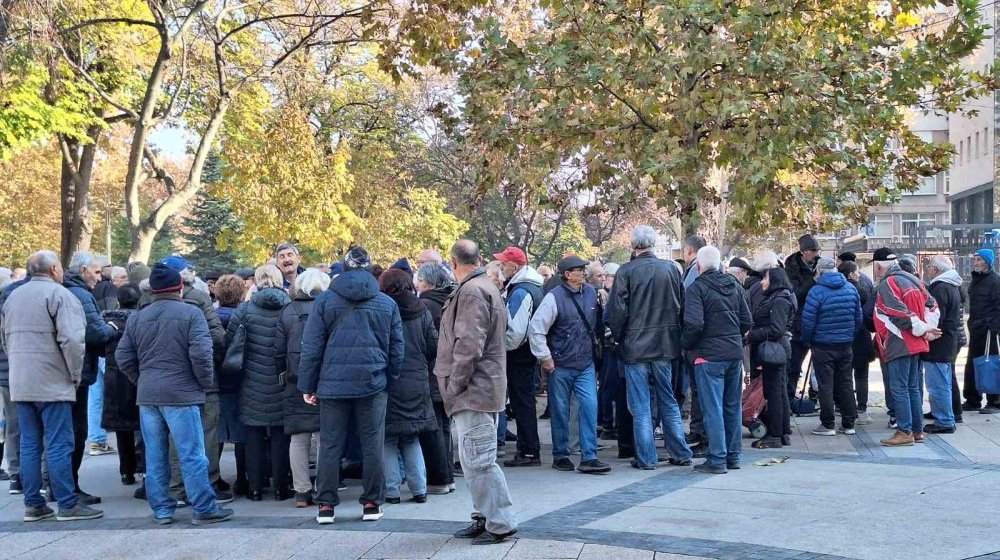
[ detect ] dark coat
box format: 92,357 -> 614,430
101,309 -> 139,432
801,272 -> 862,346
277,297 -> 320,435
297,269 -> 404,399
745,273 -> 765,311
747,286 -> 796,367
215,305 -> 240,393
606,252 -> 684,363
115,295 -> 215,407
226,287 -> 290,427
850,279 -> 877,366
968,269 -> 1000,337
0,278 -> 29,387
925,270 -> 963,363
784,252 -> 817,339
385,291 -> 439,437
681,269 -> 753,362
92,279 -> 119,312
418,285 -> 453,402
64,271 -> 117,386
183,281 -> 226,367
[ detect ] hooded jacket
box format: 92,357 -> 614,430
784,252 -> 817,339
297,269 -> 404,399
276,296 -> 320,435
968,267 -> 1000,337
384,290 -> 439,437
226,287 -> 290,426
801,272 -> 862,346
681,268 -> 753,362
925,269 -> 963,363
101,308 -> 139,431
64,270 -> 118,386
606,252 -> 684,363
504,265 -> 544,362
747,280 -> 796,366
874,263 -> 940,363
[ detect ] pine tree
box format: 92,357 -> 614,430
180,152 -> 247,273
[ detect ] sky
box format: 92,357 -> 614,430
149,126 -> 192,159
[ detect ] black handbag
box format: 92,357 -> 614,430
757,339 -> 788,366
220,323 -> 247,379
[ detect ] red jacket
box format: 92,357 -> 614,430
873,264 -> 940,363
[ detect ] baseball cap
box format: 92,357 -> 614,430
161,255 -> 191,273
872,248 -> 897,262
493,247 -> 528,266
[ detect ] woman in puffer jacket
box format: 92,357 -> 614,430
415,263 -> 455,493
276,269 -> 330,508
226,265 -> 291,501
101,285 -> 144,485
747,267 -> 797,449
379,269 -> 439,504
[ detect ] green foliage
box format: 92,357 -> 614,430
180,153 -> 249,272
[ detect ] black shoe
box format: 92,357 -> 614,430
454,515 -> 486,538
752,437 -> 783,449
962,401 -> 981,412
691,444 -> 708,458
121,474 -> 136,486
9,475 -> 22,495
667,458 -> 692,466
76,490 -> 101,505
956,416 -> 964,424
684,433 -> 703,445
693,462 -> 727,475
539,408 -> 550,420
362,503 -> 383,521
503,455 -> 541,467
599,429 -> 618,440
630,459 -> 655,470
133,483 -> 146,500
552,458 -> 575,472
781,435 -> 791,446
411,494 -> 427,503
472,529 -> 518,545
386,497 -> 401,504
247,490 -> 263,502
923,412 -> 936,420
294,492 -> 314,508
0,469 -> 8,482
924,423 -> 956,434
727,462 -> 741,470
577,459 -> 611,474
274,487 -> 295,501
617,448 -> 636,459
504,430 -> 518,442
214,478 -> 231,492
215,490 -> 234,505
233,479 -> 250,497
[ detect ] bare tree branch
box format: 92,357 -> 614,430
58,17 -> 157,34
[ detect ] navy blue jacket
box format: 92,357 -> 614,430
545,283 -> 601,370
681,269 -> 753,362
0,278 -> 29,387
64,271 -> 117,386
801,272 -> 862,346
297,269 -> 404,399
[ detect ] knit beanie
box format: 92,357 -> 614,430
976,249 -> 996,270
798,234 -> 820,252
344,246 -> 372,271
126,262 -> 151,286
148,263 -> 183,294
390,258 -> 414,276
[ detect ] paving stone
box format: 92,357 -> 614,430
290,530 -> 392,560
504,538 -> 584,559
362,532 -> 450,559
429,537 -> 515,560
578,543 -> 654,560
654,554 -> 713,560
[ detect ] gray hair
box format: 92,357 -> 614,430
110,266 -> 127,280
631,225 -> 658,250
752,249 -> 780,272
416,263 -> 452,290
418,249 -> 444,265
816,257 -> 837,274
27,250 -> 60,276
928,255 -> 954,272
294,268 -> 330,297
697,245 -> 721,270
274,242 -> 299,257
255,264 -> 283,289
685,235 -> 707,251
0,267 -> 11,291
69,250 -> 100,272
97,255 -> 110,268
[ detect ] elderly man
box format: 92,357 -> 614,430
963,249 -> 1000,413
492,247 -> 544,468
872,248 -> 940,446
274,242 -> 305,290
1,251 -> 102,522
0,270 -> 30,494
607,226 -> 692,470
437,240 -> 518,545
116,263 -> 233,525
923,255 -> 962,433
682,246 -> 752,474
785,234 -> 820,400
682,235 -> 708,289
64,251 -> 118,502
800,258 -> 862,436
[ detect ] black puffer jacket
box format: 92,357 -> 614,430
747,284 -> 796,368
93,279 -> 119,312
385,290 -> 439,437
850,279 -> 877,366
968,269 -> 1000,337
681,269 -> 753,362
925,270 -> 963,363
784,252 -> 817,339
606,252 -> 684,363
277,296 -> 320,435
227,287 -> 290,427
101,309 -> 139,432
418,286 -> 452,402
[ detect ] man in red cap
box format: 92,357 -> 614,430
492,247 -> 545,467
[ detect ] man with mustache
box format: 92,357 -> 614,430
275,243 -> 305,290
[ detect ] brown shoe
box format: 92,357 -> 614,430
913,432 -> 926,443
880,430 -> 915,447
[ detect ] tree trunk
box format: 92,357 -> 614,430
58,133 -> 98,266
128,223 -> 158,264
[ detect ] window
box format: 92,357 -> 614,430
901,213 -> 937,237
968,136 -> 972,162
958,141 -> 963,166
871,214 -> 894,238
976,132 -> 980,158
945,169 -> 950,193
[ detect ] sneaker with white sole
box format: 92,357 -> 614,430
316,505 -> 335,524
811,426 -> 836,436
856,410 -> 873,425
88,442 -> 116,456
24,504 -> 55,522
362,503 -> 383,521
56,503 -> 104,522
838,426 -> 857,435
887,417 -> 898,430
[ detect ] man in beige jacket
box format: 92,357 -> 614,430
0,250 -> 103,522
435,240 -> 517,545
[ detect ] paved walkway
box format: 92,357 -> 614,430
3,360 -> 1000,560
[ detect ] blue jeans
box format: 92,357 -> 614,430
887,355 -> 923,434
140,405 -> 219,518
18,402 -> 77,510
549,365 -> 598,461
625,361 -> 692,467
87,360 -> 107,445
924,361 -> 955,428
497,411 -> 507,448
695,360 -> 743,469
383,435 -> 426,498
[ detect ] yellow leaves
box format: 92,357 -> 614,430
0,141 -> 61,265
894,12 -> 921,28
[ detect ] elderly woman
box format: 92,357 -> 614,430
276,269 -> 330,508
747,267 -> 796,448
415,264 -> 455,494
485,259 -> 507,290
226,265 -> 291,501
214,274 -> 250,495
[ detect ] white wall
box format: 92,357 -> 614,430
948,0 -> 995,196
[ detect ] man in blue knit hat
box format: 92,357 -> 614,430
963,249 -> 1000,413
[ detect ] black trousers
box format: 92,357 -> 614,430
507,359 -> 540,457
316,392 -> 387,506
786,340 -> 810,399
813,343 -> 857,429
761,363 -> 790,439
603,353 -> 634,455
115,430 -> 144,476
419,401 -> 452,486
245,425 -> 290,493
597,358 -> 615,429
72,385 -> 88,489
963,331 -> 1000,407
951,358 -> 963,421
854,361 -> 870,412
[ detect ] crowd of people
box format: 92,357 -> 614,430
0,227 -> 995,545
